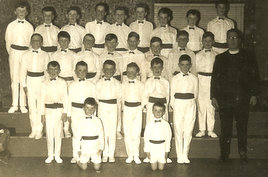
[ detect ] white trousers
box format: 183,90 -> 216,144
45,108 -> 63,157
9,48 -> 27,107
98,102 -> 117,158
123,105 -> 142,157
146,102 -> 168,124
173,99 -> 196,159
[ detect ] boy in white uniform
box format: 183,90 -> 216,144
5,1 -> 34,113
195,32 -> 218,138
170,54 -> 198,164
41,61 -> 68,164
144,102 -> 172,171
20,34 -> 49,139
68,61 -> 96,163
96,60 -> 121,163
85,2 -> 110,55
77,97 -> 104,173
130,3 -> 153,53
35,6 -> 59,54
122,63 -> 145,164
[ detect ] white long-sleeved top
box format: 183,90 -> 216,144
181,25 -> 204,51
85,20 -> 110,45
106,23 -> 131,49
207,16 -> 234,43
170,72 -> 198,108
35,23 -> 60,47
99,50 -> 122,76
129,19 -> 153,48
60,23 -> 86,49
78,115 -> 104,153
150,25 -> 177,47
5,19 -> 34,54
40,77 -> 68,115
20,48 -> 50,87
144,118 -> 172,153
96,77 -> 121,102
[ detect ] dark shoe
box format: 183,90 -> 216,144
240,153 -> 248,163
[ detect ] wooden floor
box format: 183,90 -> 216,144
0,157 -> 267,177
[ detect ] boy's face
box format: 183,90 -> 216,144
14,7 -> 28,20
177,35 -> 189,48
127,36 -> 139,50
179,60 -> 191,74
43,11 -> 54,24
31,35 -> 43,50
115,10 -> 126,24
227,31 -> 240,51
152,105 -> 165,119
95,5 -> 106,21
187,14 -> 198,26
103,64 -> 116,79
150,42 -> 162,55
75,65 -> 87,79
216,4 -> 227,17
151,63 -> 163,76
136,7 -> 146,20
202,36 -> 214,49
84,104 -> 96,116
47,65 -> 60,79
126,66 -> 138,80
105,39 -> 118,52
158,13 -> 170,26
83,35 -> 95,50
58,37 -> 70,49
66,10 -> 79,24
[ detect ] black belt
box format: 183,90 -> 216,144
59,76 -> 74,81
71,102 -> 84,108
81,135 -> 99,140
149,97 -> 167,104
115,48 -> 128,52
86,72 -> 97,79
113,75 -> 121,81
198,72 -> 212,76
173,71 -> 180,76
213,42 -> 228,48
149,140 -> 165,144
161,43 -> 173,49
124,101 -> 141,107
99,99 -> 117,104
45,103 -> 63,109
41,46 -> 57,52
93,44 -> 105,48
69,48 -> 81,53
11,44 -> 28,50
174,93 -> 194,99
27,71 -> 44,77
137,47 -> 150,53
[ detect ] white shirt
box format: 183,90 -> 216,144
121,79 -> 145,106
144,118 -> 172,153
60,23 -> 86,49
99,50 -> 122,76
5,19 -> 34,54
170,72 -> 198,108
85,20 -> 110,45
129,19 -> 153,48
96,77 -> 121,101
35,23 -> 60,47
150,25 -> 177,46
207,16 -> 234,43
182,25 -> 204,51
106,23 -> 131,49
20,48 -> 50,87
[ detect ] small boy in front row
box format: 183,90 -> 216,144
144,102 -> 172,171
170,54 -> 198,164
77,97 -> 104,173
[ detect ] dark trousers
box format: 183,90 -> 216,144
219,105 -> 249,156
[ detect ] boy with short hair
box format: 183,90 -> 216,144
35,6 -> 60,54
61,6 -> 86,53
122,62 -> 145,164
20,33 -> 50,139
130,3 -> 153,53
170,54 -> 198,164
77,97 -> 104,173
144,102 -> 172,171
85,2 -> 110,55
96,60 -> 121,163
5,1 -> 34,113
40,61 -> 68,164
68,61 -> 97,163
75,34 -> 100,84
181,9 -> 204,53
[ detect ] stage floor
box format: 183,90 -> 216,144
0,158 -> 267,177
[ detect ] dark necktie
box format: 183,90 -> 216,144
129,81 -> 135,84
50,78 -> 56,81
108,52 -> 114,55
69,24 -> 75,26
154,76 -> 160,80
18,20 -> 24,23
155,120 -> 161,123
129,51 -> 135,54
86,116 -> 92,119
189,27 -> 195,30
183,73 -> 189,76
61,49 -> 67,52
79,79 -> 85,82
97,21 -> 102,24
45,24 -> 51,27
205,49 -> 211,52
105,78 -> 111,81
32,50 -> 38,53
180,48 -> 185,51
138,21 -> 144,24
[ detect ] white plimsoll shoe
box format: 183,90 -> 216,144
183,156 -> 190,164
102,156 -> 108,163
134,156 -> 141,164
125,156 -> 133,163
143,157 -> 150,163
35,132 -> 43,140
195,131 -> 205,137
208,131 -> 218,138
177,158 -> 184,164
167,158 -> 172,163
8,106 -> 18,113
70,157 -> 78,164
55,156 -> 63,163
109,157 -> 115,163
28,132 -> 36,138
45,156 -> 53,163
20,106 -> 28,113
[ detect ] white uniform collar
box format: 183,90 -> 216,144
229,49 -> 240,54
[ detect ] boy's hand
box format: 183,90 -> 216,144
23,87 -> 28,95
147,152 -> 150,159
211,98 -> 219,109
41,115 -> 45,125
250,96 -> 257,106
61,113 -> 67,122
168,105 -> 173,112
67,116 -> 72,124
165,152 -> 168,159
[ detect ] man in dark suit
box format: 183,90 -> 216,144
211,28 -> 258,162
